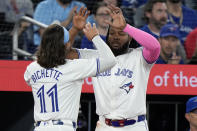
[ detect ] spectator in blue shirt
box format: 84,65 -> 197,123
33,0 -> 86,45
121,0 -> 147,8
185,96 -> 197,131
141,0 -> 168,39
156,24 -> 184,64
166,0 -> 197,45
184,0 -> 197,10
81,2 -> 111,49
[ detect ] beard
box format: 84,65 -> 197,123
168,0 -> 181,3
152,17 -> 167,30
107,41 -> 130,57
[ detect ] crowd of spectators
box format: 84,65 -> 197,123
0,0 -> 196,64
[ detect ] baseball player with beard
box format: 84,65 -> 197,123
67,5 -> 161,131
24,7 -> 117,131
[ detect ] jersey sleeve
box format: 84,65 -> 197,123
77,49 -> 99,59
24,66 -> 31,86
136,47 -> 155,71
123,24 -> 160,64
66,58 -> 100,81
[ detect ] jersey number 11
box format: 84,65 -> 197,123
37,84 -> 59,113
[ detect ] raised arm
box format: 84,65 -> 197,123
66,7 -> 90,50
106,4 -> 160,63
123,24 -> 160,63
83,23 -> 116,73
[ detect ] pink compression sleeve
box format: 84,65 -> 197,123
123,24 -> 160,63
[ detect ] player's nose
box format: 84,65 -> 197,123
113,36 -> 120,41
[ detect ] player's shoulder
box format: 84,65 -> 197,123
128,47 -> 143,53
26,61 -> 40,70
77,48 -> 97,52
122,47 -> 143,59
77,48 -> 99,58
27,61 -> 36,66
58,59 -> 94,72
65,58 -> 92,64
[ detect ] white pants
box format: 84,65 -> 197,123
34,125 -> 76,131
34,120 -> 76,131
95,118 -> 149,131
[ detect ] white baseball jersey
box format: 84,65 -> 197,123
24,59 -> 100,123
79,47 -> 154,119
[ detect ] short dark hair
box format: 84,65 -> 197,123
36,24 -> 66,69
144,0 -> 166,23
92,2 -> 108,15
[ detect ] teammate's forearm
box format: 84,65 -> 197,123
67,27 -> 80,49
61,19 -> 72,28
123,24 -> 160,63
92,35 -> 116,72
123,24 -> 160,51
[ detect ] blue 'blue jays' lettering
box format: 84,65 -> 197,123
114,68 -> 133,78
31,69 -> 62,83
98,70 -> 111,77
97,68 -> 133,78
120,82 -> 134,94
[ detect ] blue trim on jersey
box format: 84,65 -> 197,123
96,58 -> 100,76
76,49 -> 81,59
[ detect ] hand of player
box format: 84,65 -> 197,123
72,7 -> 90,31
105,4 -> 126,30
83,22 -> 99,41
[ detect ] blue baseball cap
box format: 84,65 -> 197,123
186,96 -> 197,113
160,24 -> 180,39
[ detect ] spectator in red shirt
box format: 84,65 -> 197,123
184,28 -> 197,60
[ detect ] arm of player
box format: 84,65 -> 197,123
66,7 -> 90,50
106,4 -> 160,64
83,23 -> 116,73
24,67 -> 31,86
65,48 -> 99,60
123,24 -> 160,64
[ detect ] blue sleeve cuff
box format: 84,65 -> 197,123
76,49 -> 81,59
